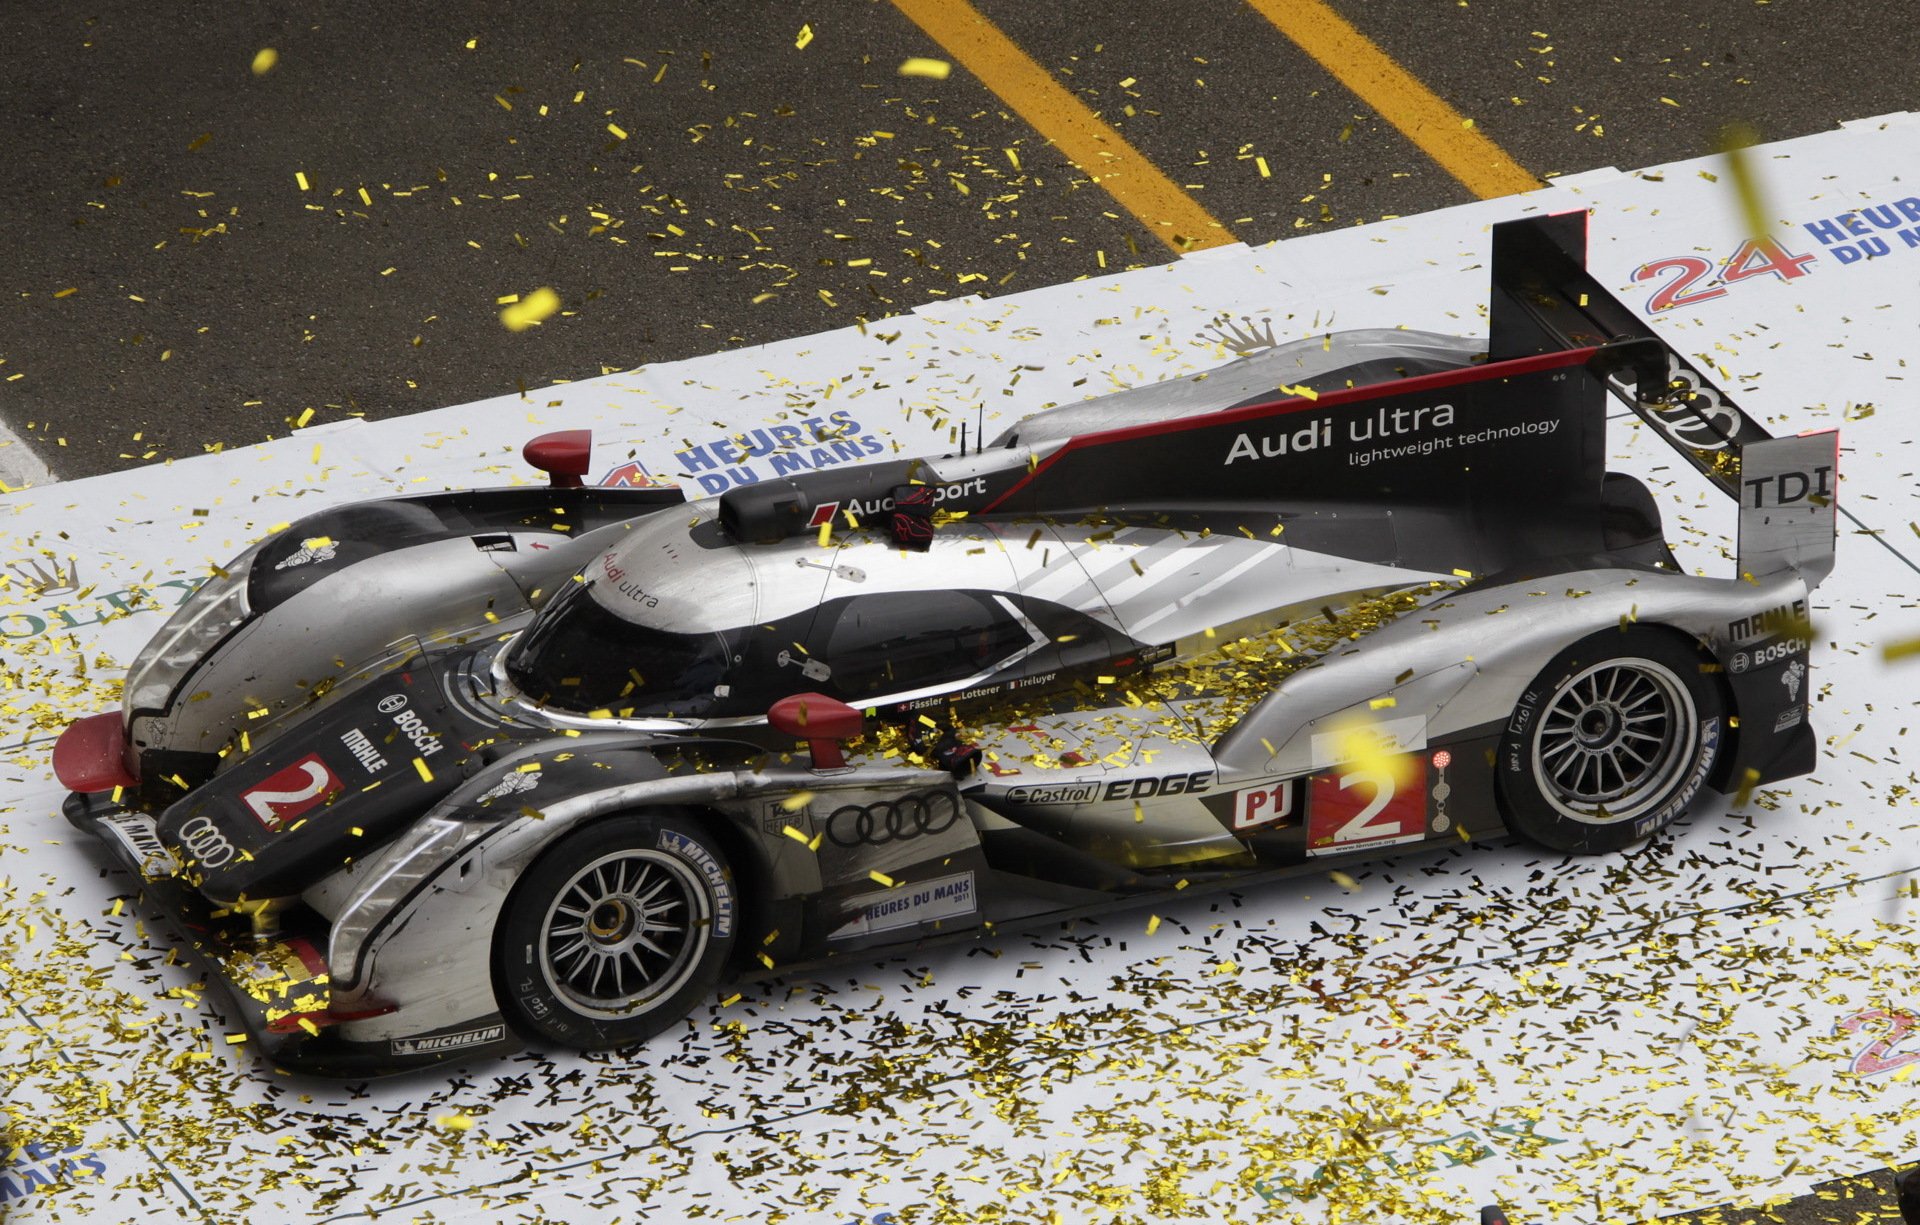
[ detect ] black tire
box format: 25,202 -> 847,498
1496,628 -> 1724,855
493,813 -> 739,1050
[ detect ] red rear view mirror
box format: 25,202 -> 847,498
768,692 -> 864,770
523,430 -> 592,488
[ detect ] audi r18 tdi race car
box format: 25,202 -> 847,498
53,213 -> 1837,1075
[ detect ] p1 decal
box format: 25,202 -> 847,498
240,754 -> 344,830
1307,756 -> 1427,855
1228,780 -> 1296,832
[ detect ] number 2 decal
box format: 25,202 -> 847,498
240,755 -> 343,829
1835,1006 -> 1920,1077
1307,757 -> 1428,855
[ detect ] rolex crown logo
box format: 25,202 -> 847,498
7,555 -> 81,597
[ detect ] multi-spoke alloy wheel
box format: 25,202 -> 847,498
540,850 -> 705,1015
496,814 -> 737,1051
1497,629 -> 1724,854
1531,659 -> 1692,824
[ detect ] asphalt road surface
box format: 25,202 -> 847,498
2,2 -> 1916,1219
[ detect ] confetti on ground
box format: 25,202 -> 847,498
898,57 -> 952,79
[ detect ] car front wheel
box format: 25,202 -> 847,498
1496,628 -> 1724,854
494,813 -> 738,1050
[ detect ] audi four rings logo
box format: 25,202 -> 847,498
377,694 -> 408,714
825,792 -> 961,847
177,815 -> 237,867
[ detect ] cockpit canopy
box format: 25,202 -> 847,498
505,578 -> 1062,721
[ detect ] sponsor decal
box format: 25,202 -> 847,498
824,791 -> 962,847
628,410 -> 889,496
658,829 -> 735,938
1729,650 -> 1750,674
1631,349 -> 1747,449
1005,781 -> 1098,805
1102,770 -> 1212,802
1727,599 -> 1809,643
829,871 -> 977,940
1310,714 -> 1427,768
1743,464 -> 1835,511
0,1139 -> 109,1204
598,459 -> 673,489
1,574 -> 200,644
376,693 -> 446,757
274,537 -> 338,570
176,815 -> 238,868
1781,659 -> 1806,702
1633,236 -> 1817,316
1307,755 -> 1428,855
805,476 -> 989,528
389,1022 -> 507,1056
1834,1005 -> 1920,1077
599,552 -> 660,608
1223,403 -> 1563,472
239,754 -> 344,829
1631,718 -> 1721,838
1634,195 -> 1920,319
478,770 -> 540,803
99,811 -> 180,879
5,555 -> 81,597
471,533 -> 518,553
340,727 -> 389,774
1774,706 -> 1805,733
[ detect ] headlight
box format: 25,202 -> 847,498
124,543 -> 263,717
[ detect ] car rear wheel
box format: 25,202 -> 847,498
494,813 -> 738,1050
1496,628 -> 1723,854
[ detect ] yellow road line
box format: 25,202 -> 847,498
889,0 -> 1234,253
1244,0 -> 1538,199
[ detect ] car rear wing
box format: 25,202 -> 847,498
1490,212 -> 1837,585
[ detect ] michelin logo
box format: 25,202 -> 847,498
390,1023 -> 505,1055
829,871 -> 977,941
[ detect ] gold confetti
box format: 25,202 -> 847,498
437,1113 -> 475,1132
500,287 -> 561,332
295,170 -> 309,191
795,23 -> 814,49
780,791 -> 814,811
413,757 -> 434,782
898,57 -> 951,79
1145,914 -> 1161,935
607,122 -> 628,140
868,870 -> 896,887
1329,870 -> 1360,891
251,47 -> 278,75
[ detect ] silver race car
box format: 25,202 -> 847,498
53,214 -> 1837,1075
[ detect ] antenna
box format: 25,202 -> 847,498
959,421 -> 968,457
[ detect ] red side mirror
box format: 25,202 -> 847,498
523,430 -> 592,488
767,692 -> 864,770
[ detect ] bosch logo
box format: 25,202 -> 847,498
1730,651 -> 1751,673
389,707 -> 445,758
825,792 -> 962,847
177,815 -> 237,867
377,694 -> 408,714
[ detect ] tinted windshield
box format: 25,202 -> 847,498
507,581 -> 729,717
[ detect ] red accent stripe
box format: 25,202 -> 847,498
982,345 -> 1600,512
